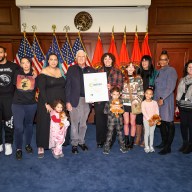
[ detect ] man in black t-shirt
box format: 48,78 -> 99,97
0,46 -> 20,155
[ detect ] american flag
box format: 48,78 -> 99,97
14,36 -> 34,65
31,34 -> 45,74
72,36 -> 92,66
61,38 -> 75,66
46,34 -> 68,73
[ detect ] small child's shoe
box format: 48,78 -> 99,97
120,146 -> 128,153
59,153 -> 64,158
103,148 -> 110,155
144,146 -> 150,153
150,146 -> 155,152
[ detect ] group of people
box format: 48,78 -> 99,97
0,45 -> 192,160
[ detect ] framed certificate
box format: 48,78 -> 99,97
83,72 -> 109,103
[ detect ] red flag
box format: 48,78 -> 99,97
92,35 -> 103,69
108,33 -> 120,68
119,33 -> 130,68
131,33 -> 141,64
141,33 -> 152,57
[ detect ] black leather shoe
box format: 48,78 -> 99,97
155,143 -> 165,149
72,146 -> 79,154
78,144 -> 88,151
16,150 -> 22,160
25,144 -> 33,153
183,144 -> 192,154
158,148 -> 171,155
97,143 -> 103,148
178,144 -> 188,152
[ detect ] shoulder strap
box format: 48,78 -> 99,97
127,82 -> 133,102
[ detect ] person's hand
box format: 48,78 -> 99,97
175,106 -> 180,118
132,100 -> 138,105
107,84 -> 111,90
32,70 -> 37,79
66,102 -> 72,112
175,106 -> 179,113
45,103 -> 52,113
158,99 -> 164,106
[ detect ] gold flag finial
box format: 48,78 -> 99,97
22,23 -> 27,32
146,26 -> 148,33
32,25 -> 37,33
112,26 -> 114,34
63,25 -> 70,37
124,26 -> 126,34
52,25 -> 56,33
63,25 -> 70,33
136,25 -> 138,33
98,27 -> 101,36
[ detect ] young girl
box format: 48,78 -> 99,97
141,88 -> 159,153
49,99 -> 70,159
122,63 -> 144,149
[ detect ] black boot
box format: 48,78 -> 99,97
183,144 -> 192,154
158,122 -> 175,155
128,136 -> 135,150
155,121 -> 167,148
124,136 -> 129,149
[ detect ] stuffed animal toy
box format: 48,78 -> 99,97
110,99 -> 124,118
59,112 -> 66,129
148,114 -> 161,127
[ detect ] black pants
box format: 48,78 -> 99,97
180,109 -> 192,144
0,96 -> 14,145
159,120 -> 175,149
94,102 -> 116,145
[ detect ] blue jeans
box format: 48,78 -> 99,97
12,104 -> 37,149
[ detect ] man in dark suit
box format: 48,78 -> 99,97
66,50 -> 95,154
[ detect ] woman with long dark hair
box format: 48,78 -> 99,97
36,53 -> 66,158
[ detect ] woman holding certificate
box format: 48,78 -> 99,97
94,53 -> 123,148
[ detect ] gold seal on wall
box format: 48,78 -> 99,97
74,11 -> 93,31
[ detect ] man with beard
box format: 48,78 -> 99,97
0,46 -> 20,155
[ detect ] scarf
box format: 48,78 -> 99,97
176,75 -> 192,102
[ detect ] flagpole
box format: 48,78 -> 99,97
31,25 -> 45,58
22,23 -> 27,56
32,25 -> 37,57
51,25 -> 56,53
78,31 -> 91,62
63,25 -> 70,65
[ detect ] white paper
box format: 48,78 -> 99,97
83,72 -> 109,103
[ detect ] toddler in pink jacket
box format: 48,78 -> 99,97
49,99 -> 70,159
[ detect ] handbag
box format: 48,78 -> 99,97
127,83 -> 142,115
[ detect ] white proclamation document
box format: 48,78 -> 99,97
83,72 -> 109,103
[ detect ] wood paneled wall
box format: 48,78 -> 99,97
0,0 -> 192,81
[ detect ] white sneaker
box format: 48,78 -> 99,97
0,144 -> 3,152
144,146 -> 150,153
5,143 -> 12,155
150,146 -> 155,152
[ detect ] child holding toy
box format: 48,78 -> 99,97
49,99 -> 70,159
141,88 -> 160,153
103,87 -> 127,154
